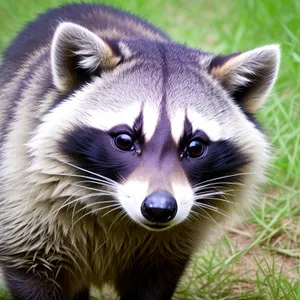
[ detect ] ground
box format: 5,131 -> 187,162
0,0 -> 299,299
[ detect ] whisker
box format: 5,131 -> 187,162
48,192 -> 118,220
46,189 -> 84,221
192,172 -> 253,189
193,179 -> 247,188
193,190 -> 234,199
47,156 -> 119,186
191,207 -> 221,228
71,179 -> 116,187
93,240 -> 108,256
73,204 -> 121,227
71,183 -> 120,196
72,180 -> 113,187
42,170 -> 130,199
108,210 -> 126,233
72,198 -> 79,228
193,181 -> 246,192
50,158 -> 135,198
194,203 -> 231,219
43,157 -> 137,209
184,210 -> 199,224
51,172 -> 117,188
101,205 -> 122,218
222,192 -> 237,206
120,212 -> 133,229
74,199 -> 119,217
193,191 -> 235,202
194,196 -> 235,205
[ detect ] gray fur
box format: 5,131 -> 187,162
0,3 -> 279,299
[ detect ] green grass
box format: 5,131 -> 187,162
0,0 -> 299,299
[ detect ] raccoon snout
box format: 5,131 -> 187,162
141,190 -> 177,223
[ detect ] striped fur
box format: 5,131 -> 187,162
0,3 -> 280,300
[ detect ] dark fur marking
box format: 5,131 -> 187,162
60,126 -> 140,183
181,139 -> 250,188
157,43 -> 169,91
116,251 -> 190,300
72,288 -> 90,300
60,111 -> 178,188
181,117 -> 210,144
3,266 -> 72,300
61,114 -> 248,202
0,51 -> 48,148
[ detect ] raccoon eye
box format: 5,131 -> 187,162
187,139 -> 206,158
114,133 -> 135,151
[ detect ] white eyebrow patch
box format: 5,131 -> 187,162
170,108 -> 223,143
142,102 -> 160,142
86,102 -> 142,131
169,109 -> 185,144
187,108 -> 222,141
88,101 -> 159,141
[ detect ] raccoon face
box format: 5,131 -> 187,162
29,23 -> 280,231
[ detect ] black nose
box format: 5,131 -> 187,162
141,190 -> 177,223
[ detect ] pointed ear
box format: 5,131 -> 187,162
209,45 -> 280,113
51,22 -> 121,92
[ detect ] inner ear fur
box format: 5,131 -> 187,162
209,45 -> 280,113
51,22 -> 121,92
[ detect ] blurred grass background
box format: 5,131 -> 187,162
0,0 -> 299,299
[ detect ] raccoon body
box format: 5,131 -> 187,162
0,3 -> 280,300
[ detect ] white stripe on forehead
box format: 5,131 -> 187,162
88,101 -> 159,140
187,108 -> 222,141
170,108 -> 223,143
142,102 -> 160,141
86,102 -> 142,130
170,109 -> 185,144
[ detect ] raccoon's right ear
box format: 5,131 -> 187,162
209,45 -> 280,114
51,22 -> 121,92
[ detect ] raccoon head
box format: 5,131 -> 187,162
29,22 -> 280,232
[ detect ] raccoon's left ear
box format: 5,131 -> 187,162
209,45 -> 280,113
51,22 -> 121,92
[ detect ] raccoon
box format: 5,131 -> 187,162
0,3 -> 280,300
